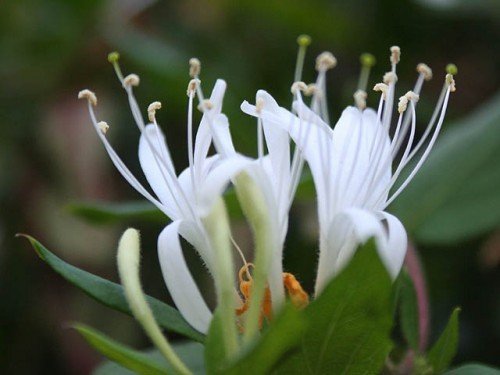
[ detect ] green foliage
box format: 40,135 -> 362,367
21,235 -> 204,342
397,270 -> 420,350
444,363 -> 500,374
73,323 -> 170,375
276,240 -> 393,374
94,342 -> 205,375
204,309 -> 228,374
67,201 -> 166,224
428,308 -> 461,374
392,93 -> 500,245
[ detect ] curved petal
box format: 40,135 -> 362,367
375,211 -> 407,279
138,124 -> 183,219
198,155 -> 254,216
315,208 -> 386,295
158,221 -> 213,334
330,107 -> 391,210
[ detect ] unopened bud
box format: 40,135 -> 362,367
446,63 -> 458,76
107,51 -> 120,64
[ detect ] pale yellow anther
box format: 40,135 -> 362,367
78,89 -> 97,106
189,57 -> 201,78
373,83 -> 389,99
147,101 -> 162,122
315,52 -> 337,71
398,95 -> 409,113
304,83 -> 319,97
390,46 -> 401,65
417,63 -> 433,81
404,91 -> 420,102
446,73 -> 456,92
124,74 -> 140,87
255,97 -> 265,114
186,78 -> 200,96
291,81 -> 307,94
353,89 -> 367,110
97,121 -> 109,134
383,71 -> 398,84
197,99 -> 213,111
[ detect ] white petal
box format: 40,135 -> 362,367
158,221 -> 212,334
331,107 -> 391,210
375,211 -> 407,279
198,155 -> 254,216
211,113 -> 237,158
193,79 -> 228,177
315,208 -> 386,295
138,124 -> 183,218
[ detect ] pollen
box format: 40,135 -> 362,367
417,63 -> 433,81
291,81 -> 307,94
187,78 -> 200,96
304,83 -> 319,97
78,89 -> 97,106
383,71 -> 398,84
147,101 -> 162,122
315,51 -> 337,71
124,74 -> 140,87
373,83 -> 389,99
189,57 -> 201,78
97,121 -> 109,134
446,73 -> 457,92
353,89 -> 367,110
390,46 -> 401,65
197,99 -> 213,111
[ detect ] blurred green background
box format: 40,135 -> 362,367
0,0 -> 499,373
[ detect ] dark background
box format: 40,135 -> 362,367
0,0 -> 499,373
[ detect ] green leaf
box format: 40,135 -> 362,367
391,93 -> 500,244
20,235 -> 204,343
444,363 -> 500,374
73,323 -> 170,375
428,307 -> 461,373
94,342 -> 206,375
204,309 -> 227,375
276,240 -> 394,375
397,270 -> 420,350
67,200 -> 165,224
225,305 -> 307,374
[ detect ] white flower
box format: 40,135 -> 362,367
242,46 -> 456,295
79,62 -> 252,333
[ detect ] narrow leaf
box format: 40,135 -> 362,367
20,235 -> 204,342
67,200 -> 165,224
73,323 -> 169,375
428,307 -> 461,373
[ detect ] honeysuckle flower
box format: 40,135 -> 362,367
78,55 -> 253,336
242,46 -> 456,295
